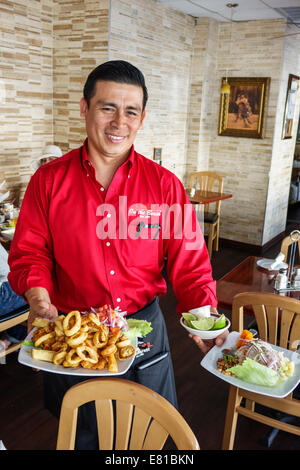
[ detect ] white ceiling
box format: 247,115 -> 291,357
157,0 -> 300,24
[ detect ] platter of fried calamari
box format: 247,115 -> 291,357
201,330 -> 300,398
18,305 -> 141,376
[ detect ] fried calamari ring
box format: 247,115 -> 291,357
100,343 -> 117,357
66,329 -> 88,347
93,327 -> 108,348
54,315 -> 65,336
118,345 -> 135,360
34,331 -> 55,348
65,349 -> 82,367
116,337 -> 131,348
63,310 -> 81,337
88,313 -> 101,327
53,350 -> 67,366
76,345 -> 98,364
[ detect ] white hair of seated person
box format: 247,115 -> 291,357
30,145 -> 63,172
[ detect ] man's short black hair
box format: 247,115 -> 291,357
83,60 -> 148,110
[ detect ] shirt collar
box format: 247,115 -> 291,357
81,138 -> 136,176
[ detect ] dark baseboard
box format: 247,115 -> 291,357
219,230 -> 286,256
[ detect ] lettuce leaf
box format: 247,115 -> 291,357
227,358 -> 280,387
126,319 -> 152,338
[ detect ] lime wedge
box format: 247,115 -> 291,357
191,317 -> 215,331
182,313 -> 198,327
212,314 -> 226,330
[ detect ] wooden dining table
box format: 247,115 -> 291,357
216,255 -> 300,312
187,189 -> 232,205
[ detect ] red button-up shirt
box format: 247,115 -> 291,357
8,140 -> 217,315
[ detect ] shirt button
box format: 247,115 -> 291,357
100,187 -> 104,191
116,298 -> 121,302
107,213 -> 111,218
106,242 -> 110,246
110,270 -> 115,275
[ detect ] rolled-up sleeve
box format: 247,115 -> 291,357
163,178 -> 217,313
8,171 -> 54,297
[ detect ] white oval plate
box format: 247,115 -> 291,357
257,258 -> 288,271
18,328 -> 137,377
201,331 -> 300,398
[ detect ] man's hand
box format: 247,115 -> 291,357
25,287 -> 58,332
189,329 -> 229,355
188,307 -> 229,354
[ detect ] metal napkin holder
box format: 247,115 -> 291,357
274,230 -> 300,292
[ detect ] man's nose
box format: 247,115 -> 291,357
112,110 -> 126,126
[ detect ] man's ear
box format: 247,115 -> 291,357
79,97 -> 88,118
139,109 -> 146,130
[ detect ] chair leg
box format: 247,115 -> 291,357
222,386 -> 241,450
214,220 -> 220,251
207,225 -> 214,259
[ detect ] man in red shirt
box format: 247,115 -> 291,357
8,60 -> 226,449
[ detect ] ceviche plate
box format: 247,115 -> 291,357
201,331 -> 300,398
18,328 -> 137,377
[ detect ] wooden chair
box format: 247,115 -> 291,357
56,378 -> 200,450
0,305 -> 29,358
189,171 -> 223,258
222,292 -> 300,450
280,233 -> 300,263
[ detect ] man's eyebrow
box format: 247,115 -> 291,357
95,100 -> 142,112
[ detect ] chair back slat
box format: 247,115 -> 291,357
129,407 -> 152,450
115,401 -> 133,449
252,304 -> 268,341
288,313 -> 300,352
265,305 -> 279,344
280,309 -> 296,349
142,419 -> 169,450
95,398 -> 114,449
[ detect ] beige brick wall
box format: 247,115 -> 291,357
109,0 -> 195,180
53,0 -> 109,153
0,0 -> 54,203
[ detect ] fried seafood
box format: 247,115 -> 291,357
31,312 -> 134,372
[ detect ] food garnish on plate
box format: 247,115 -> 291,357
216,329 -> 295,387
25,305 -> 151,373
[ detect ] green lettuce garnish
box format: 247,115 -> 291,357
126,319 -> 152,339
227,358 -> 280,387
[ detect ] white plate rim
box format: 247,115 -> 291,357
256,258 -> 288,271
18,328 -> 137,377
200,331 -> 300,398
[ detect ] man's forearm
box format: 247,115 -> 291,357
24,286 -> 51,305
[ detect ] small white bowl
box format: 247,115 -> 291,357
180,315 -> 230,340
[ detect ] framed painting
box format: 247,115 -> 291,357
282,74 -> 300,140
218,77 -> 270,139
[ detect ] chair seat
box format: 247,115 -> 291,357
0,304 -> 29,323
204,212 -> 219,224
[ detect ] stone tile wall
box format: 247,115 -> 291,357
0,0 -> 54,203
53,0 -> 109,153
109,0 -> 195,180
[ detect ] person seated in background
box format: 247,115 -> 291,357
30,144 -> 63,172
0,242 -> 27,350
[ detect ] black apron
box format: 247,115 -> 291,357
43,298 -> 177,450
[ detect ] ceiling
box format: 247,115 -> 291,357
157,0 -> 300,25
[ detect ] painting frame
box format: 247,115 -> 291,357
218,77 -> 270,139
282,74 -> 300,140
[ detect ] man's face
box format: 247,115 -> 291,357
80,80 -> 146,162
